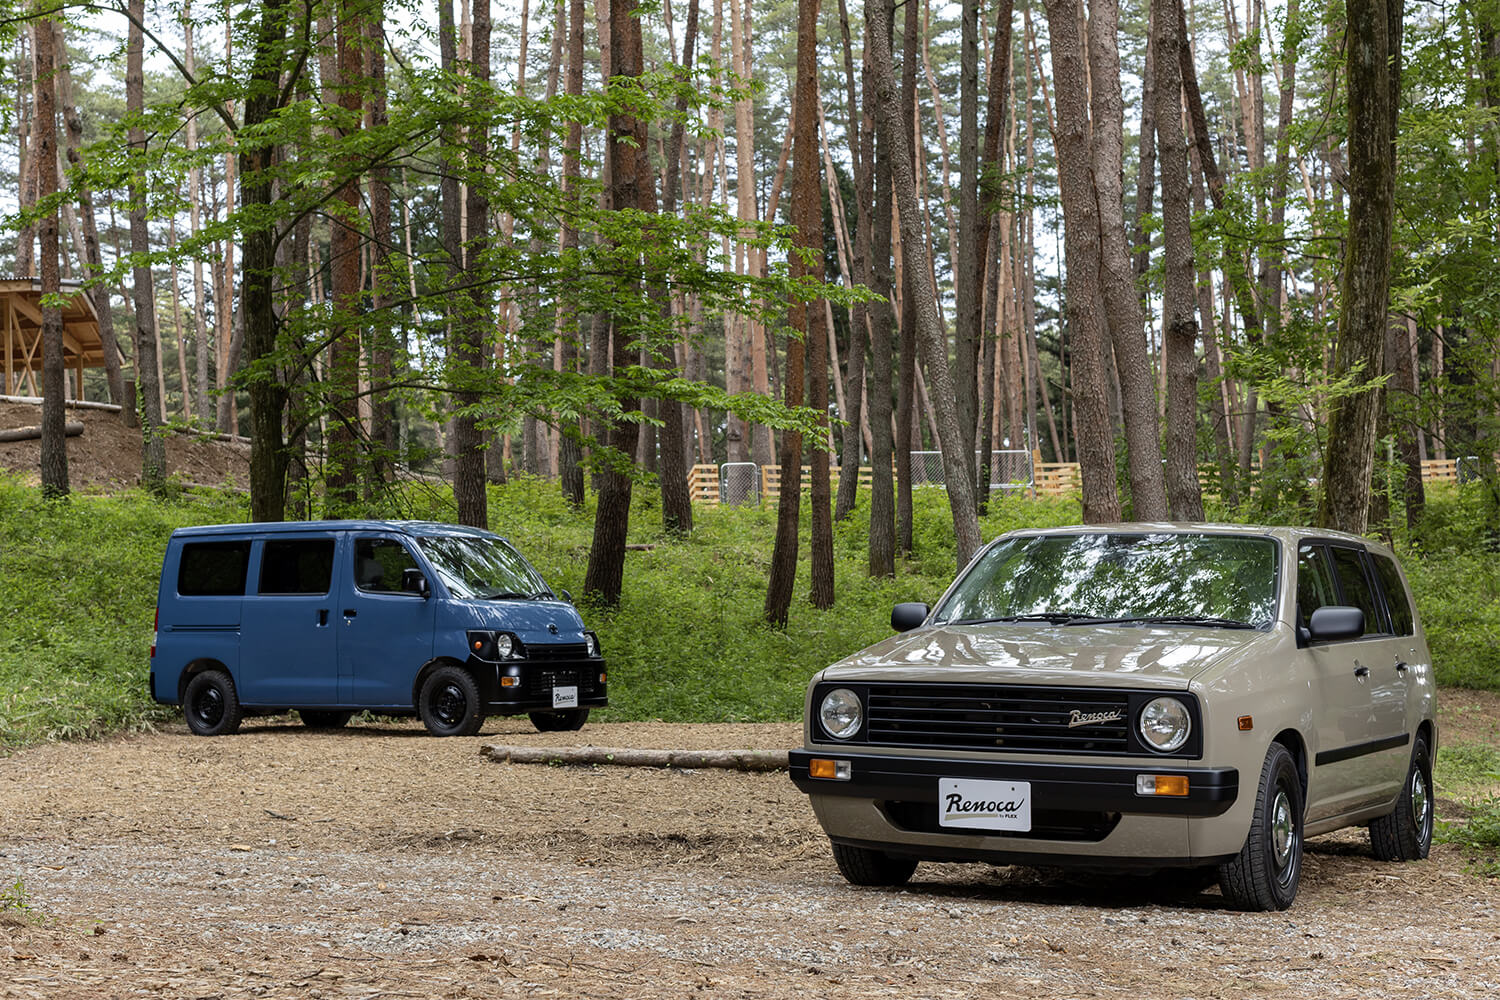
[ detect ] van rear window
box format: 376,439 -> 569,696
259,539 -> 336,595
178,541 -> 251,596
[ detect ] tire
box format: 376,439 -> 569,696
1369,734 -> 1434,862
1218,742 -> 1303,911
830,841 -> 918,887
418,666 -> 484,737
183,670 -> 243,737
299,709 -> 354,730
528,709 -> 589,733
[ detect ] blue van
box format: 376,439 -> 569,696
150,520 -> 606,737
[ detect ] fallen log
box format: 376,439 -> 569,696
0,421 -> 84,442
480,744 -> 789,772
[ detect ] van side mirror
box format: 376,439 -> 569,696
1307,605 -> 1363,642
891,602 -> 930,632
402,568 -> 431,598
560,589 -> 573,603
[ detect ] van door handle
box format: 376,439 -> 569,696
1395,661 -> 1409,674
318,609 -> 329,626
1354,665 -> 1370,678
343,609 -> 357,618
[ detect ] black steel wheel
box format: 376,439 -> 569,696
1370,734 -> 1434,862
183,670 -> 242,737
418,666 -> 484,737
299,709 -> 354,730
528,709 -> 589,733
1218,742 -> 1303,911
831,842 -> 918,887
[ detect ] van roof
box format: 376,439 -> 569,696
170,520 -> 507,541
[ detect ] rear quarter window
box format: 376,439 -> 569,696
178,541 -> 251,596
1372,553 -> 1415,636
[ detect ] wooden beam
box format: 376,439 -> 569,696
7,293 -> 43,326
4,299 -> 12,395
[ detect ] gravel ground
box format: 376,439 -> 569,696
2,695 -> 1498,999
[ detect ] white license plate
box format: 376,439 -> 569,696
552,685 -> 579,709
938,778 -> 1032,832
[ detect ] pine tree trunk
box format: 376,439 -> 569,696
127,0 -> 166,494
454,0 -> 492,527
1319,0 -> 1403,533
867,0 -> 982,569
1151,0 -> 1202,520
33,12 -> 68,497
583,0 -> 649,605
366,1 -> 396,486
833,0 -> 869,523
1040,0 -> 1119,523
557,0 -> 587,507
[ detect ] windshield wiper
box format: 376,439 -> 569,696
1083,615 -> 1258,629
951,612 -> 1104,625
481,590 -> 535,600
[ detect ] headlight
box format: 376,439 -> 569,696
495,632 -> 514,659
1139,696 -> 1191,753
819,688 -> 863,740
585,632 -> 599,658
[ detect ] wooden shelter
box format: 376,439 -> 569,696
1,279 -> 105,400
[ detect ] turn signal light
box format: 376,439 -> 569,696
1238,715 -> 1254,731
808,758 -> 852,781
500,676 -> 518,687
1136,774 -> 1189,796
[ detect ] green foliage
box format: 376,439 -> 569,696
0,877 -> 35,916
0,475 -> 248,750
1435,742 -> 1500,875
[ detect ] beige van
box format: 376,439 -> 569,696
789,525 -> 1437,910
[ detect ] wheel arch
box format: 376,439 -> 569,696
1271,727 -> 1310,802
411,656 -> 472,709
177,658 -> 233,703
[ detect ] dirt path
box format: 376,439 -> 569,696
2,703 -> 1498,999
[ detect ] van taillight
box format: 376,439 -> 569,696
150,606 -> 158,660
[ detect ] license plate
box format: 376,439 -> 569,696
938,778 -> 1032,832
552,685 -> 579,709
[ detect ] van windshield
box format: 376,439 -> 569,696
415,535 -> 552,600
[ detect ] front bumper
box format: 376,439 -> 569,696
790,749 -> 1240,868
789,749 -> 1237,817
469,656 -> 608,714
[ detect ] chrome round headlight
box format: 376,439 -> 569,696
819,688 -> 863,740
495,632 -> 514,659
1139,696 -> 1191,753
585,632 -> 599,658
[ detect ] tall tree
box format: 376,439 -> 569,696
454,0 -> 493,528
32,6 -> 68,498
366,1 -> 397,486
954,0 -> 982,481
866,17 -> 897,577
582,0 -> 649,604
765,0 -> 826,624
556,0 -> 586,507
1040,0 -> 1120,523
657,0 -> 699,535
1152,0 -> 1202,520
325,0 -> 365,512
1093,0 -> 1169,519
867,0 -> 982,568
1319,1 -> 1404,533
126,0 -> 166,494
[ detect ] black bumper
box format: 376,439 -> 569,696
470,656 -> 608,714
788,749 -> 1238,817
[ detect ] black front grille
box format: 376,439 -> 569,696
865,684 -> 1134,755
526,643 -> 588,662
527,666 -> 601,697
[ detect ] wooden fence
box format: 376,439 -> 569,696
687,456 -> 1475,506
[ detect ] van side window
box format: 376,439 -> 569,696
259,539 -> 335,595
354,537 -> 419,593
1296,544 -> 1338,630
1371,553 -> 1415,636
1330,546 -> 1386,636
179,541 -> 251,596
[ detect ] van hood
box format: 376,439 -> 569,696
440,599 -> 590,647
820,623 -> 1271,689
